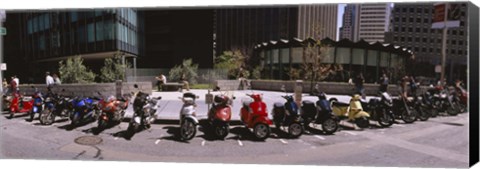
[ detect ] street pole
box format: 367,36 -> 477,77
440,3 -> 448,86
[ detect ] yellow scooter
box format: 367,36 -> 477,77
329,94 -> 370,128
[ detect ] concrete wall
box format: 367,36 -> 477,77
215,79 -> 430,96
17,81 -> 152,98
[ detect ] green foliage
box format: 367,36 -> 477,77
300,39 -> 332,81
100,55 -> 131,83
169,59 -> 199,84
251,66 -> 263,80
215,50 -> 246,79
58,56 -> 96,83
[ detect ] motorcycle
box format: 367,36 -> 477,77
271,87 -> 303,138
360,92 -> 395,127
412,93 -> 430,121
206,93 -> 233,139
29,86 -> 44,122
97,93 -> 129,131
69,95 -> 100,127
240,93 -> 273,140
39,89 -> 71,125
329,94 -> 370,129
178,92 -> 200,141
431,86 -> 459,116
8,91 -> 34,119
128,84 -> 161,137
421,90 -> 440,118
391,93 -> 418,123
301,92 -> 339,134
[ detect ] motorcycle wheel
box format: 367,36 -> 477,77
70,113 -> 80,127
417,106 -> 430,121
288,122 -> 303,138
180,119 -> 197,141
447,103 -> 459,116
377,110 -> 394,127
97,118 -> 107,131
402,108 -> 417,124
215,124 -> 229,140
40,109 -> 55,125
430,108 -> 439,118
321,118 -> 338,134
253,123 -> 270,140
29,110 -> 35,121
127,121 -> 139,137
355,117 -> 370,129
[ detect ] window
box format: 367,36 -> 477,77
87,23 -> 95,43
394,37 -> 398,41
416,28 -> 420,32
452,30 -> 457,35
70,12 -> 78,22
408,37 -> 412,42
458,50 -> 463,54
77,26 -> 85,43
451,49 -> 456,54
401,27 -> 406,32
96,21 -> 104,41
414,47 -> 419,52
408,28 -> 413,32
416,18 -> 421,23
39,35 -> 45,50
459,31 -> 464,35
402,8 -> 407,12
395,17 -> 399,22
452,40 -> 457,45
394,27 -> 399,31
402,17 -> 406,22
104,20 -> 114,40
95,9 -> 103,17
429,48 -> 433,52
45,14 -> 50,29
437,39 -> 441,43
436,48 -> 441,53
416,8 -> 422,13
409,8 -> 414,13
459,41 -> 463,45
424,18 -> 429,23
27,19 -> 33,34
422,38 -> 427,42
401,37 -> 405,41
424,9 -> 429,13
39,15 -> 44,31
422,48 -> 426,52
409,17 -> 413,22
415,37 -> 420,42
423,28 -> 428,33
430,39 -> 434,43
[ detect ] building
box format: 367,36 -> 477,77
339,4 -> 358,40
254,37 -> 413,82
3,9 -> 214,82
356,3 -> 392,42
384,3 -> 468,81
215,4 -> 337,59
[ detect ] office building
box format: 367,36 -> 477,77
340,3 -> 391,42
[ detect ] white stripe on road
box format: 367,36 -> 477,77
237,140 -> 243,146
114,137 -> 119,140
395,124 -> 406,127
279,139 -> 288,144
155,139 -> 161,145
314,135 -> 326,140
201,140 -> 206,146
343,131 -> 357,136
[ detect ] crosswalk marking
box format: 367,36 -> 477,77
343,131 -> 357,136
155,139 -> 161,145
201,140 -> 206,146
279,139 -> 288,144
314,135 -> 326,140
237,140 -> 243,146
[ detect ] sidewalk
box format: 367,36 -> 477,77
123,89 -> 379,122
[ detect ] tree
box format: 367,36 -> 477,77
58,56 -> 96,83
100,55 -> 131,83
169,59 -> 199,84
251,66 -> 263,80
215,50 -> 247,79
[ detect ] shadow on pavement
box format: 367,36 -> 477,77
228,126 -> 268,142
159,126 -> 191,143
57,119 -> 95,131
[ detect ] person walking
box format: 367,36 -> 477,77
9,77 -> 17,94
53,73 -> 62,85
155,73 -> 166,91
2,78 -> 8,95
353,73 -> 365,99
46,72 -> 55,87
379,73 -> 389,92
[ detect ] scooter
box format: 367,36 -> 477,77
29,86 -> 44,122
360,92 -> 395,127
9,91 -> 34,119
240,93 -> 273,140
179,92 -> 200,141
301,92 -> 339,134
128,84 -> 161,137
206,93 -> 233,139
39,89 -> 71,125
329,94 -> 370,129
97,93 -> 129,131
272,86 -> 303,138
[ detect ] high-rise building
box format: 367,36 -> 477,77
384,3 -> 468,80
355,3 -> 392,42
215,4 -> 337,57
339,4 -> 358,40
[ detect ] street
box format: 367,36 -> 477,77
0,90 -> 470,168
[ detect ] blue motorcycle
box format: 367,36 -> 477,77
29,86 -> 44,122
69,96 -> 100,127
39,89 -> 71,125
271,86 -> 303,138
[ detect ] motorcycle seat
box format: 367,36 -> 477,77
22,97 -> 33,102
332,101 -> 349,107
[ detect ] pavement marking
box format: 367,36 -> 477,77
237,140 -> 243,146
114,137 -> 119,140
155,139 -> 161,145
279,139 -> 288,144
201,140 -> 206,146
314,135 -> 326,140
395,124 -> 406,127
343,131 -> 357,136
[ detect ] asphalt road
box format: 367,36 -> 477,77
0,107 -> 469,168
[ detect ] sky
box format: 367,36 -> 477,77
337,4 -> 346,40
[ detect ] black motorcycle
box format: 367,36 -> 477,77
127,84 -> 161,137
272,93 -> 303,138
392,94 -> 418,124
412,93 -> 431,121
301,92 -> 339,135
39,89 -> 71,125
431,87 -> 459,116
361,92 -> 395,127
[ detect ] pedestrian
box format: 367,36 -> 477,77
180,73 -> 190,92
10,77 -> 17,94
353,73 -> 365,99
46,72 -> 55,87
155,73 -> 166,91
409,76 -> 418,96
53,73 -> 62,85
400,75 -> 409,99
379,73 -> 389,92
2,78 -> 8,95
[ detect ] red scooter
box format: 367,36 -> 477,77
207,94 -> 233,139
9,92 -> 34,119
240,93 -> 272,140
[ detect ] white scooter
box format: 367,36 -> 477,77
179,92 -> 200,141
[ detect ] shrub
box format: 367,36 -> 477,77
169,59 -> 199,84
100,55 -> 131,83
58,56 -> 96,83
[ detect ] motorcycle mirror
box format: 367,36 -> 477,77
232,96 -> 236,100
